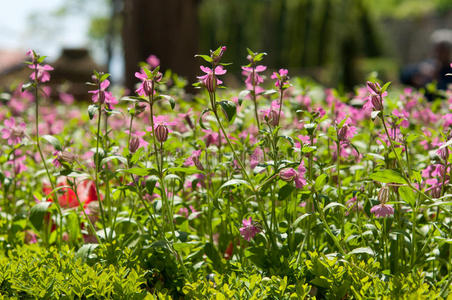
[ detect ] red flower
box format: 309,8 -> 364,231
43,178 -> 98,209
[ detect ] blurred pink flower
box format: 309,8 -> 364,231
239,217 -> 261,242
370,203 -> 394,218
2,117 -> 26,145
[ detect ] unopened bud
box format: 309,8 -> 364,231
155,124 -> 169,143
279,168 -> 297,181
184,114 -> 194,130
205,73 -> 216,94
378,186 -> 390,204
267,110 -> 279,127
371,95 -> 383,111
437,147 -> 449,162
98,91 -> 105,104
154,72 -> 163,82
129,137 -> 140,153
366,81 -> 380,95
212,46 -> 227,65
338,125 -> 348,142
60,151 -> 77,164
143,79 -> 153,96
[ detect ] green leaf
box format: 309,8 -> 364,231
76,244 -> 99,261
194,54 -> 213,63
41,135 -> 62,151
399,186 -> 416,207
121,167 -> 157,176
199,108 -> 212,130
101,155 -> 127,166
88,104 -> 98,120
238,90 -> 251,105
278,184 -> 294,201
314,174 -> 328,191
347,247 -> 375,257
218,179 -> 252,192
218,100 -> 237,122
369,169 -> 407,184
292,213 -> 311,228
380,81 -> 391,94
29,202 -> 53,231
100,73 -> 110,82
323,202 -> 346,212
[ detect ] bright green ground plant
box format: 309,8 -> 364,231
0,48 -> 452,298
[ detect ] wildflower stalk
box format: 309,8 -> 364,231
380,115 -> 432,201
209,91 -> 273,245
251,67 -> 260,130
32,66 -> 63,247
94,100 -> 108,241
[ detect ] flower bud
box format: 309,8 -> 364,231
371,95 -> 383,111
155,124 -> 169,143
212,46 -> 227,65
154,72 -> 163,82
184,114 -> 194,130
378,186 -> 390,204
366,81 -> 380,95
129,137 -> 140,153
60,151 -> 77,164
437,147 -> 449,163
279,168 -> 297,181
267,110 -> 279,127
98,90 -> 105,104
431,185 -> 442,199
143,79 -> 153,96
338,125 -> 348,142
205,73 -> 216,93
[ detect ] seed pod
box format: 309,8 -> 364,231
378,185 -> 390,204
129,137 -> 140,153
155,124 -> 169,143
60,151 -> 77,164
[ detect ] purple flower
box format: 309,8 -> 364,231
26,50 -> 54,83
242,65 -> 266,91
197,65 -> 227,93
2,117 -> 26,145
146,54 -> 160,69
135,69 -> 162,96
271,69 -> 289,88
370,203 -> 394,218
279,161 -> 307,189
88,79 -> 117,106
239,217 -> 261,242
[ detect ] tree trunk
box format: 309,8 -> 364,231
122,0 -> 199,92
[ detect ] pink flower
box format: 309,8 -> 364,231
197,65 -> 227,92
88,79 -> 117,106
184,149 -> 204,170
271,68 -> 289,88
135,69 -> 162,96
28,63 -> 54,83
2,117 -> 26,145
370,203 -> 394,218
146,54 -> 160,69
59,92 -> 74,105
294,161 -> 307,188
279,161 -> 306,189
239,217 -> 261,242
241,65 -> 266,91
250,147 -> 263,169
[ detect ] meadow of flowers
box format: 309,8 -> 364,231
1,46 -> 452,298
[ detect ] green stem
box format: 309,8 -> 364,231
94,104 -> 108,241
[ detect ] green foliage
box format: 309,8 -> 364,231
0,245 -> 148,299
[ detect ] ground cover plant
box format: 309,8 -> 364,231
1,47 -> 452,298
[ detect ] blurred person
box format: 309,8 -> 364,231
401,29 -> 452,92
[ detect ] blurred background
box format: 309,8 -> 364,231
0,0 -> 451,94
